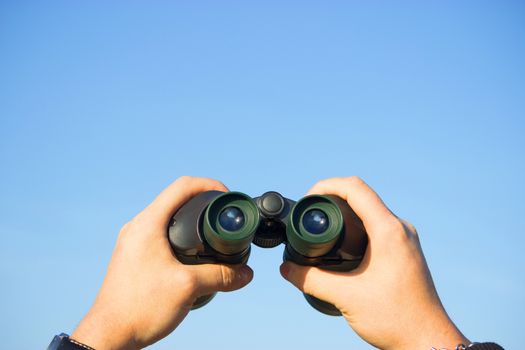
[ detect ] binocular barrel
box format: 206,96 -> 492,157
283,194 -> 367,315
167,190 -> 367,314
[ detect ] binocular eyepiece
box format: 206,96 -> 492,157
168,190 -> 367,316
202,192 -> 259,255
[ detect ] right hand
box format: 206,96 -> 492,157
72,176 -> 253,350
280,177 -> 469,350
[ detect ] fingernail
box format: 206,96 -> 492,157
280,263 -> 290,278
240,266 -> 252,280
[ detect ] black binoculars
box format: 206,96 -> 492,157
167,190 -> 368,316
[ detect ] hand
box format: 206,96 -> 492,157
280,177 -> 469,350
72,176 -> 254,350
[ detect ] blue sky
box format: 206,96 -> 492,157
1,1 -> 524,349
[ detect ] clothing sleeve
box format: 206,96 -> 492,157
469,342 -> 504,350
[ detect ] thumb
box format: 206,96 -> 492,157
191,264 -> 254,295
280,262 -> 345,304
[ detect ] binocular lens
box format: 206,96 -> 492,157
203,192 -> 260,255
286,195 -> 344,258
219,206 -> 245,231
302,209 -> 329,234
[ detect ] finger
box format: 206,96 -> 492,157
144,176 -> 228,225
189,264 -> 254,295
306,176 -> 395,236
279,262 -> 346,305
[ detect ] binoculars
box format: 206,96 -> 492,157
167,190 -> 368,316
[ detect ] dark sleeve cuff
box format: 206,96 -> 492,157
47,333 -> 95,350
470,343 -> 504,350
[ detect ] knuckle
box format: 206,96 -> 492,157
346,176 -> 364,186
215,180 -> 226,189
132,210 -> 158,229
315,179 -> 330,187
117,221 -> 132,242
315,177 -> 340,189
391,219 -> 407,236
176,269 -> 199,293
207,178 -> 226,190
119,221 -> 131,235
378,217 -> 409,241
394,221 -> 415,244
116,216 -> 154,247
402,219 -> 417,235
219,265 -> 235,287
176,175 -> 193,184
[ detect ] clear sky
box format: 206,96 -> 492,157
1,1 -> 524,349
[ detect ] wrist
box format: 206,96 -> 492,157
72,306 -> 137,350
384,307 -> 468,350
399,315 -> 469,350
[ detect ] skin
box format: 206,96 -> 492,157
72,176 -> 254,350
72,175 -> 468,350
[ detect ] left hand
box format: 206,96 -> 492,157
71,176 -> 254,350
